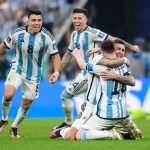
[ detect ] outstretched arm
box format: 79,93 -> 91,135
97,57 -> 130,68
107,35 -> 140,53
100,70 -> 135,86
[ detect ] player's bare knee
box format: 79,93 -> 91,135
21,105 -> 30,113
4,94 -> 13,101
22,100 -> 33,108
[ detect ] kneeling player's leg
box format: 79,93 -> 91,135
118,117 -> 144,140
61,90 -> 74,125
76,115 -> 123,140
61,74 -> 88,125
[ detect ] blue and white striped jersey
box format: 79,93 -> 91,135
68,26 -> 107,64
86,55 -> 102,105
86,61 -> 134,119
4,26 -> 58,82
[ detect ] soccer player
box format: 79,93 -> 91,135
0,9 -> 61,138
73,40 -> 143,140
50,40 -> 143,140
55,7 -> 140,129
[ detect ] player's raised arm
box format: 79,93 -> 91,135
97,57 -> 130,68
107,35 -> 140,53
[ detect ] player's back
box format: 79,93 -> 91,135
96,64 -> 130,119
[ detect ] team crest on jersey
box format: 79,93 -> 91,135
98,32 -> 105,39
38,41 -> 42,46
52,43 -> 57,50
6,36 -> 11,43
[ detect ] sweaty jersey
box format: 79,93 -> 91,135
68,26 -> 107,66
4,26 -> 58,82
86,57 -> 134,119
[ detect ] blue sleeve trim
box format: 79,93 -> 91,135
86,64 -> 93,72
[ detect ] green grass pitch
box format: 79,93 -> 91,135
0,119 -> 149,150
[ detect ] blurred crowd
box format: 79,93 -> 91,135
0,0 -> 77,80
0,0 -> 150,80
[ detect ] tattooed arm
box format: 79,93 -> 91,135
100,70 -> 135,86
107,35 -> 140,53
97,57 -> 130,68
60,50 -> 73,72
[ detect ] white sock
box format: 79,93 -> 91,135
60,127 -> 71,139
11,107 -> 29,128
2,97 -> 12,121
62,99 -> 74,125
80,130 -> 114,140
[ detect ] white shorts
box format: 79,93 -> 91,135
5,70 -> 40,100
66,73 -> 88,95
82,114 -> 136,134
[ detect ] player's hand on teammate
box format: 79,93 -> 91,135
100,70 -> 117,80
86,48 -> 100,57
48,72 -> 59,84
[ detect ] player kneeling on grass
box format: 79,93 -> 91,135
50,40 -> 143,140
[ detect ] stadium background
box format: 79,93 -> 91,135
0,0 -> 150,118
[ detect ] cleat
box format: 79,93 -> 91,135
0,120 -> 8,133
128,126 -> 144,140
52,122 -> 71,131
10,127 -> 20,139
111,127 -> 124,140
50,127 -> 63,139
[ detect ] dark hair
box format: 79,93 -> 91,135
114,39 -> 125,45
73,8 -> 88,17
101,40 -> 115,53
28,9 -> 42,18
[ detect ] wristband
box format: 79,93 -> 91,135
54,71 -> 59,76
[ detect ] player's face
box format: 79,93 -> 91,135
27,14 -> 42,34
72,13 -> 87,32
115,43 -> 125,58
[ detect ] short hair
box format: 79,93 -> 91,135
101,40 -> 115,53
28,9 -> 42,18
73,8 -> 88,17
114,39 -> 125,45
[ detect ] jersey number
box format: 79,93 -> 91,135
27,45 -> 33,53
111,81 -> 126,95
